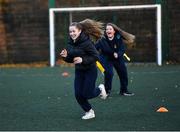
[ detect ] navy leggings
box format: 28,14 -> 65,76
100,55 -> 128,94
74,65 -> 101,112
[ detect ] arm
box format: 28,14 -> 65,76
115,34 -> 125,58
95,38 -> 114,56
81,42 -> 99,65
117,42 -> 125,58
60,48 -> 74,63
64,54 -> 74,63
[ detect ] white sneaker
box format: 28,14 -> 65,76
82,109 -> 95,120
99,84 -> 107,99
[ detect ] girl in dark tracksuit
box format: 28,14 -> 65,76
95,23 -> 134,96
60,19 -> 107,120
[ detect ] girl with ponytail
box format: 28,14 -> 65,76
95,23 -> 135,96
60,19 -> 107,120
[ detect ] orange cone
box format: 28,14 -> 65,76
156,107 -> 168,112
62,72 -> 69,77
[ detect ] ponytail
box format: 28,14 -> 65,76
79,19 -> 104,40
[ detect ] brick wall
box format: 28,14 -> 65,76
0,0 -> 49,64
0,0 -> 179,64
56,0 -> 180,63
0,1 -> 8,63
168,0 -> 180,62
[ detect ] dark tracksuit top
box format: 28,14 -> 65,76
63,32 -> 101,112
95,32 -> 128,94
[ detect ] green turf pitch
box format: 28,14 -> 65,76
0,65 -> 180,131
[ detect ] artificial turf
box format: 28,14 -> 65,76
0,65 -> 180,131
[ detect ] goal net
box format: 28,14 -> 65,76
49,4 -> 162,67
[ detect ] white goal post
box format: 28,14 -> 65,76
49,4 -> 162,67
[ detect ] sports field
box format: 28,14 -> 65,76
0,65 -> 180,131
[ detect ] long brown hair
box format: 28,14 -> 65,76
106,23 -> 136,47
70,19 -> 104,41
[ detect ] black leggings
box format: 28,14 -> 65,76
100,56 -> 128,93
74,66 -> 101,112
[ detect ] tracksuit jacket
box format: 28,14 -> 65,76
63,32 -> 101,112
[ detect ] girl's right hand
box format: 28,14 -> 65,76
114,52 -> 118,59
60,49 -> 67,57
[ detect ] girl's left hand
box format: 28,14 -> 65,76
73,57 -> 83,64
114,52 -> 118,59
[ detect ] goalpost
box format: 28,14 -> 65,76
49,4 -> 162,67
